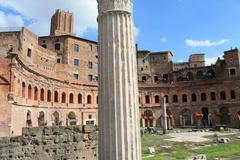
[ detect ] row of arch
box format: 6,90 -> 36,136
143,90 -> 237,104
26,111 -> 78,127
20,82 -> 98,104
177,69 -> 215,81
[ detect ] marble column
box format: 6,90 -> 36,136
162,97 -> 168,134
97,0 -> 141,160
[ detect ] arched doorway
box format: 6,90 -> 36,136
202,107 -> 209,127
53,111 -> 60,126
38,111 -> 45,126
181,109 -> 191,127
26,111 -> 32,127
143,110 -> 154,127
68,112 -> 77,126
220,107 -> 230,125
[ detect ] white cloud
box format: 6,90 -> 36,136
133,24 -> 139,38
205,55 -> 222,66
185,39 -> 229,47
0,11 -> 24,27
0,0 -> 98,36
161,37 -> 167,43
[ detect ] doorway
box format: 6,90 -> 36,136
202,107 -> 209,127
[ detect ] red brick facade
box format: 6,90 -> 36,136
0,10 -> 240,137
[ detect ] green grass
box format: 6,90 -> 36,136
141,132 -> 240,160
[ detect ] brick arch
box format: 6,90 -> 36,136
78,93 -> 82,104
87,94 -> 92,104
28,84 -> 32,99
69,92 -> 74,104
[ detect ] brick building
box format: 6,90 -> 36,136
138,49 -> 240,129
0,10 -> 98,137
0,9 -> 240,137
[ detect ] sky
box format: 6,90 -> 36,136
0,0 -> 240,65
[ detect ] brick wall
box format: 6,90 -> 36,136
0,125 -> 98,160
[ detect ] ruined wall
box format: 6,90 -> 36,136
0,125 -> 98,160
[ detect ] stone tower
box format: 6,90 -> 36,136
97,0 -> 142,160
50,9 -> 75,36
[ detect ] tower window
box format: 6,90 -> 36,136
88,62 -> 93,69
88,75 -> 93,81
74,44 -> 79,52
74,59 -> 79,66
55,43 -> 60,51
89,44 -> 93,51
74,73 -> 79,80
27,48 -> 32,57
229,68 -> 236,76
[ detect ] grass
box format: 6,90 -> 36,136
141,131 -> 240,160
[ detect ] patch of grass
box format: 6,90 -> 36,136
142,132 -> 240,160
192,141 -> 240,158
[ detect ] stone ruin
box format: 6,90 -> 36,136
0,125 -> 98,160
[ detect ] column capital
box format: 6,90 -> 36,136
97,0 -> 132,15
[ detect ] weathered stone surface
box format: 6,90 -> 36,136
83,125 -> 96,133
98,0 -> 141,159
0,125 -> 98,160
217,137 -> 230,143
193,154 -> 207,160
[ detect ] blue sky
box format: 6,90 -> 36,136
0,0 -> 240,64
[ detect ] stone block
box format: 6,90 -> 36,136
89,132 -> 98,140
28,127 -> 43,137
148,147 -> 155,154
193,154 -> 207,160
83,125 -> 96,133
43,127 -> 52,136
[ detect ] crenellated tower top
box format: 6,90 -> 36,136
97,0 -> 133,15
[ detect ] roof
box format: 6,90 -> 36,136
224,48 -> 239,54
151,51 -> 173,57
39,34 -> 98,44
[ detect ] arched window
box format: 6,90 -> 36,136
173,95 -> 178,103
89,114 -> 92,119
55,43 -> 60,51
22,82 -> 26,98
220,91 -> 226,100
28,85 -> 32,99
26,110 -> 32,127
182,94 -> 188,103
38,111 -> 45,126
62,92 -> 66,103
47,90 -> 51,102
155,95 -> 160,103
201,93 -> 207,101
196,71 -> 203,80
78,94 -> 82,104
42,44 -> 47,48
164,95 -> 169,103
54,91 -> 58,103
34,87 -> 38,101
68,112 -> 77,125
69,93 -> 74,104
40,88 -> 44,101
87,95 -> 92,104
207,70 -> 215,78
230,90 -> 236,99
186,72 -> 194,81
97,96 -> 99,104
53,111 -> 60,126
145,95 -> 150,104
211,92 -> 216,101
191,93 -> 197,102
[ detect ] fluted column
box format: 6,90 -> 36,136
97,0 -> 141,159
